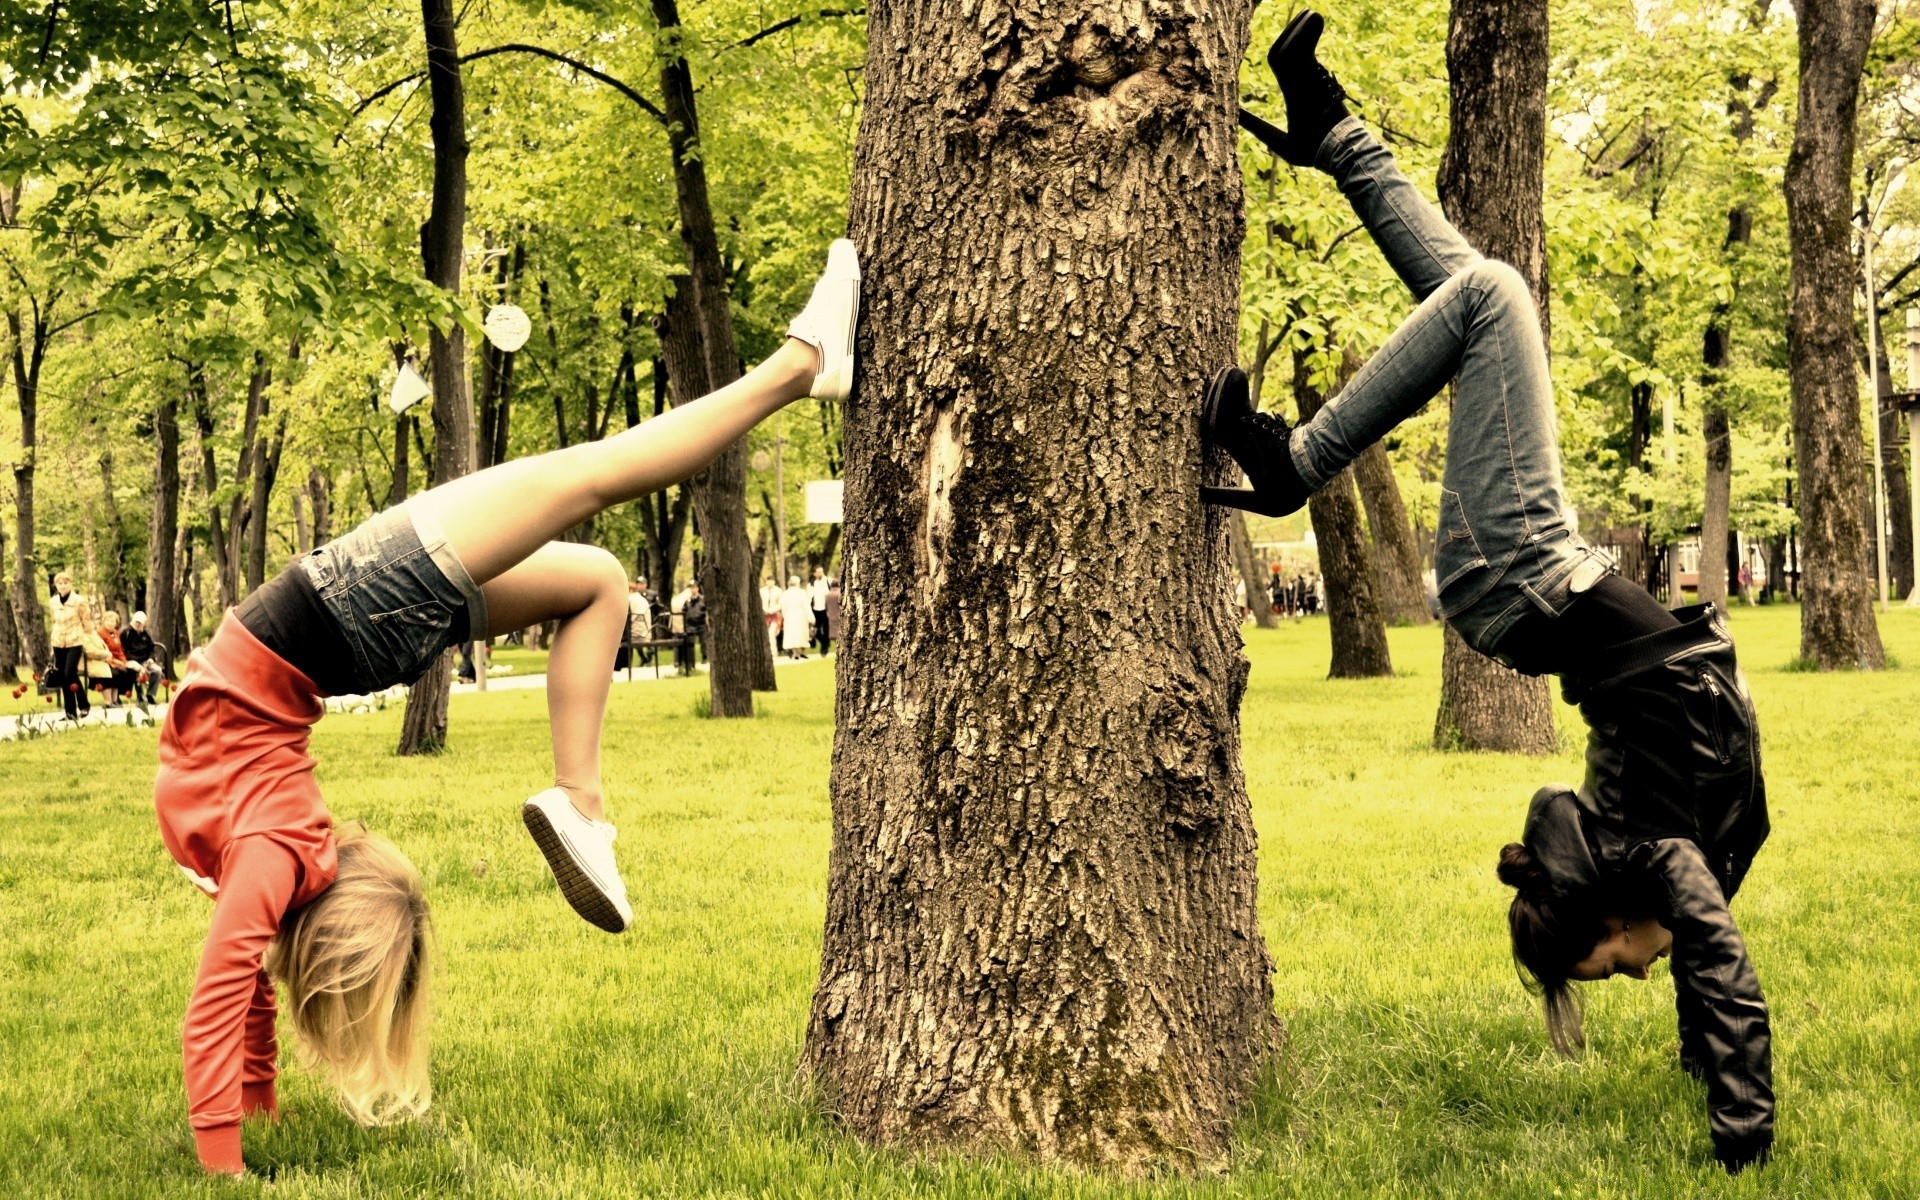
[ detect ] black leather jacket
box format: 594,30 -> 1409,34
1524,604 -> 1772,1170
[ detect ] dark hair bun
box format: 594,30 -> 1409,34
1496,842 -> 1550,893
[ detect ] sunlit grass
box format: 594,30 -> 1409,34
2,603 -> 1916,1197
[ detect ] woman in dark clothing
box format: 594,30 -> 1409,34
1205,13 -> 1772,1172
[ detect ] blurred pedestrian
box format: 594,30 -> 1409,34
47,571 -> 93,720
780,574 -> 812,659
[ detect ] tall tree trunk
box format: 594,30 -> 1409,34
146,392 -> 181,656
1784,0 -> 1884,668
1432,0 -> 1558,752
8,307 -> 50,669
804,1 -> 1275,1167
1700,402 -> 1733,609
1227,511 -> 1277,629
308,467 -> 332,546
1352,442 -> 1431,625
224,355 -> 271,604
1868,322 -> 1914,599
245,412 -> 287,595
400,0 -> 477,753
98,448 -> 130,617
389,412 -> 413,507
191,376 -> 234,614
1296,358 -> 1391,676
652,0 -> 756,718
0,519 -> 18,677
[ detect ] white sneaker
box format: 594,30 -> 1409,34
521,788 -> 632,933
786,238 -> 861,402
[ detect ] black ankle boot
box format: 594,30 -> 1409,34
1240,10 -> 1351,168
1198,366 -> 1311,518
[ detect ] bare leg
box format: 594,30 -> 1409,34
479,543 -> 629,819
411,339 -> 816,584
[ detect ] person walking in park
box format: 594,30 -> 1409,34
824,576 -> 842,651
677,580 -> 706,676
780,574 -> 812,660
808,566 -> 831,656
46,571 -> 94,721
121,611 -> 161,705
761,577 -> 784,653
153,239 -> 859,1175
1205,13 -> 1771,1173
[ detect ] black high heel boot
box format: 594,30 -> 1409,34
1198,366 -> 1311,518
1239,9 -> 1352,168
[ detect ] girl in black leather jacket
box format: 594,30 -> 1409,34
1204,11 -> 1775,1174
1497,606 -> 1772,1174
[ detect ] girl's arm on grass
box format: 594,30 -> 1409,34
1636,838 -> 1774,1173
182,837 -> 299,1174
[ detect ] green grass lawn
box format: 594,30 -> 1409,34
3,604 -> 1917,1198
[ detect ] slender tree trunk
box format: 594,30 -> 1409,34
652,0 -> 756,718
98,448 -> 131,617
245,413 -> 287,595
0,519 -> 18,677
8,308 -> 50,669
1700,403 -> 1733,609
309,467 -> 332,546
1432,0 -> 1557,752
805,1 -> 1275,1167
1296,358 -> 1391,676
146,393 -> 181,656
1227,511 -> 1277,628
1868,325 -> 1914,598
400,0 -> 477,753
390,412 -> 413,507
1352,442 -> 1431,625
1784,0 -> 1884,668
191,378 -> 234,614
224,356 -> 271,604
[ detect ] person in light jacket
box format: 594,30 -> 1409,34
47,571 -> 93,720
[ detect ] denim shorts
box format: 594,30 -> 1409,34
300,506 -> 489,692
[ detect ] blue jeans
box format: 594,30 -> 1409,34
301,505 -> 489,692
1287,117 -> 1611,657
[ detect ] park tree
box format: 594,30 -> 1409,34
1785,0 -> 1886,668
1296,356 -> 1392,676
1430,0 -> 1558,753
804,0 -> 1276,1166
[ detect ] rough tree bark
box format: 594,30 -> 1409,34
1784,0 -> 1884,668
1296,358 -> 1392,677
804,0 -> 1276,1168
146,392 -> 181,657
1227,511 -> 1277,628
652,0 -> 757,718
1352,443 -> 1431,625
1431,0 -> 1558,752
399,0 -> 478,754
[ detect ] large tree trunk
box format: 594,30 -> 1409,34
1297,359 -> 1391,677
146,393 -> 182,656
1227,511 -> 1277,629
804,1 -> 1275,1167
1784,0 -> 1884,668
1352,442 -> 1431,625
8,307 -> 50,670
651,0 -> 757,718
399,0 -> 477,754
1432,0 -> 1557,751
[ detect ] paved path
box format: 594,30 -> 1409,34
0,655 -> 819,742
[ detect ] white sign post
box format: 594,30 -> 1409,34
804,480 -> 844,524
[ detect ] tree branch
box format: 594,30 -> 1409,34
725,8 -> 865,52
461,44 -> 667,125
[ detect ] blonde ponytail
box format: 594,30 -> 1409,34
266,826 -> 433,1124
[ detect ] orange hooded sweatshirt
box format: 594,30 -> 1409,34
155,612 -> 335,1174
